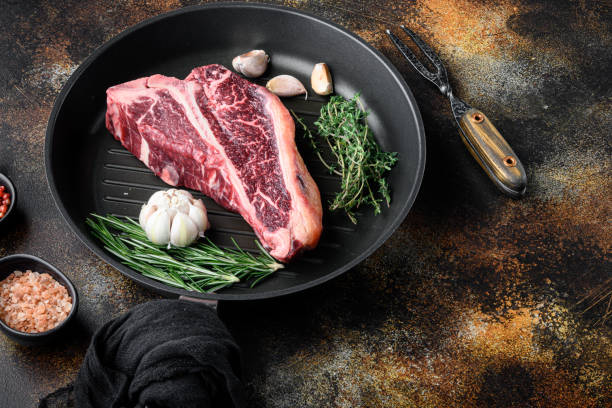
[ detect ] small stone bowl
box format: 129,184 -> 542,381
0,254 -> 79,346
0,173 -> 16,226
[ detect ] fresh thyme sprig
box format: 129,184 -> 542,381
293,94 -> 398,223
86,214 -> 282,293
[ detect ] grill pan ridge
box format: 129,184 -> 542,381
45,3 -> 426,300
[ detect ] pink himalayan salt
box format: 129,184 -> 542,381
0,270 -> 72,333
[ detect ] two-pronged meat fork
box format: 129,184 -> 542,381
386,26 -> 527,197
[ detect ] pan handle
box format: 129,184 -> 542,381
179,295 -> 218,311
457,108 -> 527,197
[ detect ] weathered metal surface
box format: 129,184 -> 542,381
0,0 -> 610,407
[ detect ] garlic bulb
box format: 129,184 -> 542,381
139,189 -> 210,247
266,75 -> 307,97
311,63 -> 333,95
232,50 -> 269,78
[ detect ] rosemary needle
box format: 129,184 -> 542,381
86,214 -> 282,293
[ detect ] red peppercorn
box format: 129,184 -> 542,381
0,187 -> 10,217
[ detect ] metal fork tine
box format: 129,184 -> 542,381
385,29 -> 438,83
399,25 -> 445,73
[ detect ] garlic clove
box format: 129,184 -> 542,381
148,190 -> 170,208
139,204 -> 158,229
266,75 -> 307,97
311,63 -> 333,95
170,212 -> 199,247
166,207 -> 178,221
174,189 -> 194,200
188,203 -> 209,234
232,50 -> 269,78
170,195 -> 191,215
145,208 -> 171,245
192,199 -> 206,212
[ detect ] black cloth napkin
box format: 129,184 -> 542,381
71,299 -> 246,408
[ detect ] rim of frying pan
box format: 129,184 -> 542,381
45,2 -> 426,301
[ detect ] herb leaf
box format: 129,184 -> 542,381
294,94 -> 398,223
86,214 -> 282,293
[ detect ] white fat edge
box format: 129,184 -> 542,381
265,93 -> 303,238
265,227 -> 292,260
139,137 -> 151,166
108,103 -> 124,141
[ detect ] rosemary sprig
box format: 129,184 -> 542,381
293,94 -> 398,224
86,214 -> 282,293
577,276 -> 612,326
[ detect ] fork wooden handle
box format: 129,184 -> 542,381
458,109 -> 527,197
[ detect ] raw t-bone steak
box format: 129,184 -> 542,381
105,64 -> 322,262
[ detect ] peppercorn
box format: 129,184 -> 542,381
0,186 -> 10,219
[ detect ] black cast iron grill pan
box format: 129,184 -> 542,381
45,3 -> 425,301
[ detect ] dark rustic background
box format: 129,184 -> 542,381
1,0 -> 610,407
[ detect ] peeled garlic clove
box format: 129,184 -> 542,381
139,204 -> 158,229
232,50 -> 269,78
170,212 -> 199,247
311,63 -> 333,95
145,208 -> 171,245
188,203 -> 209,234
266,75 -> 307,97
